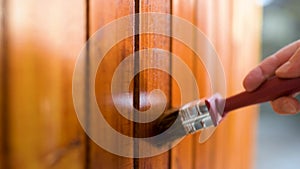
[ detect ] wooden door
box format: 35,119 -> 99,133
0,0 -> 261,169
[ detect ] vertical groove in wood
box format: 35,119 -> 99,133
135,1 -> 171,168
168,2 -> 173,168
89,0 -> 134,169
84,0 -> 90,169
6,0 -> 87,168
133,0 -> 140,168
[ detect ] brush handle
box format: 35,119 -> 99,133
223,76 -> 300,116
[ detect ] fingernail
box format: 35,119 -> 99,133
276,61 -> 291,74
282,102 -> 297,114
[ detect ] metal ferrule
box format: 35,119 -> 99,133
179,99 -> 215,134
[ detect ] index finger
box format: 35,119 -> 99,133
243,40 -> 300,91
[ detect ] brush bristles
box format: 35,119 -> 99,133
156,108 -> 180,133
150,108 -> 188,147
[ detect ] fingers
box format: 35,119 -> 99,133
243,56 -> 284,91
271,45 -> 300,115
243,40 -> 300,91
276,47 -> 300,78
271,96 -> 300,114
243,40 -> 300,115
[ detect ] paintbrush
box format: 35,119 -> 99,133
156,76 -> 300,144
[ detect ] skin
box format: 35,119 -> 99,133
243,40 -> 300,114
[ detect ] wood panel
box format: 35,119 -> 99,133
135,1 -> 171,168
135,0 -> 171,168
89,0 -> 134,168
192,1 -> 214,168
170,0 -> 261,169
209,1 -> 235,168
227,0 -> 261,168
192,0 -> 261,169
6,0 -> 86,168
171,0 -> 197,168
195,1 -> 228,169
0,0 -> 5,168
204,1 -> 233,168
1,1 -> 261,169
90,1 -> 173,168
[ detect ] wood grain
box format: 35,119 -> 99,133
6,0 -> 86,168
225,1 -> 261,168
134,1 -> 171,168
192,1 -> 217,168
89,0 -> 134,168
193,0 -> 261,169
171,1 -> 197,168
1,0 -> 261,168
210,2 -> 232,168
0,0 -> 5,168
169,0 -> 260,169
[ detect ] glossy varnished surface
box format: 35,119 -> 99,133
0,0 -> 261,168
0,0 -> 5,167
171,0 -> 261,169
5,0 -> 86,168
171,0 -> 198,168
135,0 -> 171,168
89,0 -> 134,168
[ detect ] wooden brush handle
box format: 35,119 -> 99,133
223,76 -> 300,115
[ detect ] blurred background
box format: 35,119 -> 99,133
256,0 -> 300,168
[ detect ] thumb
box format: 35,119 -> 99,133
276,47 -> 300,78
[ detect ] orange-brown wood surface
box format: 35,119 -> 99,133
90,0 -> 134,168
1,0 -> 261,169
171,0 -> 261,169
136,1 -> 171,168
171,0 -> 198,168
0,0 -> 5,168
5,0 -> 86,168
192,1 -> 261,169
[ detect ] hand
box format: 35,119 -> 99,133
243,40 -> 300,114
